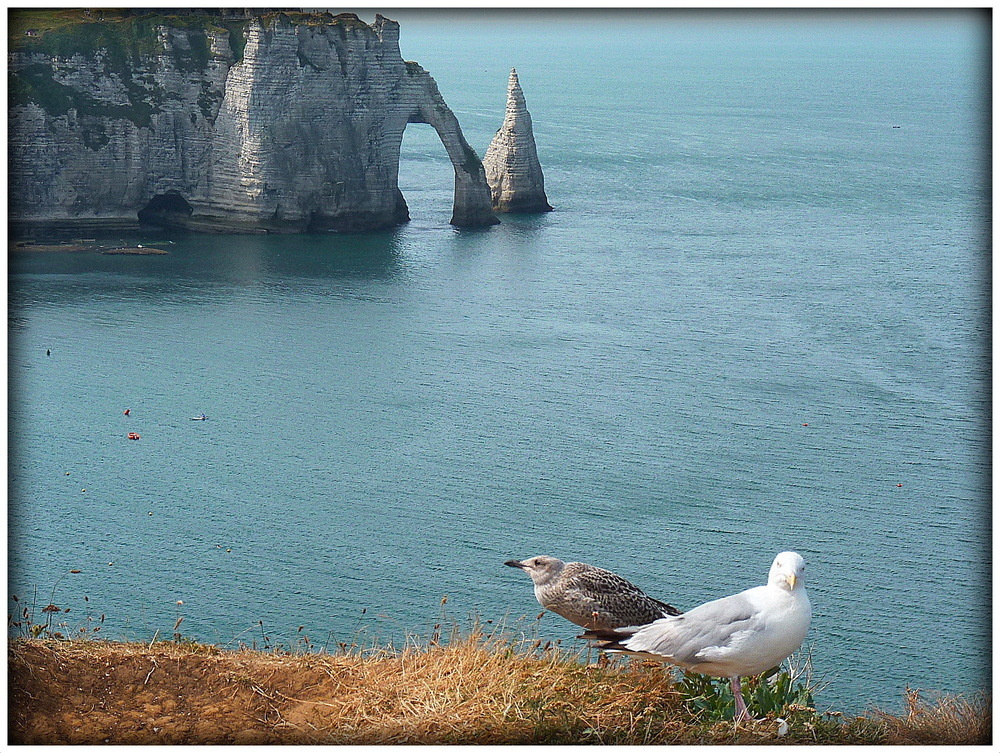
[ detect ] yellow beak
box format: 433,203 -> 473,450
787,573 -> 797,590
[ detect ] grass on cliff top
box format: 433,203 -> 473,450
7,621 -> 991,745
8,8 -> 371,52
10,10 -> 230,58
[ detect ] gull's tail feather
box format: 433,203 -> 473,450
579,626 -> 639,651
651,597 -> 683,617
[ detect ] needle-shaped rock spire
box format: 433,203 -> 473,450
483,68 -> 553,213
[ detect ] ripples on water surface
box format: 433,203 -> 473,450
8,11 -> 989,714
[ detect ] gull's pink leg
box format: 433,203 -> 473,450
730,676 -> 750,722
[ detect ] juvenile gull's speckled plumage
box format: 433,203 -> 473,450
580,551 -> 811,722
505,555 -> 681,630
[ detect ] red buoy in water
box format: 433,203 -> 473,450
127,432 -> 140,440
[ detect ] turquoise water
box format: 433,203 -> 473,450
8,11 -> 989,714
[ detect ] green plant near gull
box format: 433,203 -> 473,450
677,657 -> 819,724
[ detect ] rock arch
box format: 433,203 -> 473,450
401,68 -> 498,228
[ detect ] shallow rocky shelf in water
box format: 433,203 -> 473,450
12,243 -> 94,253
101,247 -> 169,255
11,242 -> 169,255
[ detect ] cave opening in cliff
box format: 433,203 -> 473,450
138,191 -> 193,228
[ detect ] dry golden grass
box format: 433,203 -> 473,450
8,629 -> 991,745
872,688 -> 992,745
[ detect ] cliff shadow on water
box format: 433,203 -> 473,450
9,229 -> 412,312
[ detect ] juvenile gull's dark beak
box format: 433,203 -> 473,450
504,559 -> 526,568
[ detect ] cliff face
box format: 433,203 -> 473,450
8,11 -> 498,232
483,69 -> 552,213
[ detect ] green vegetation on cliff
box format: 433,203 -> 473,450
9,10 -> 227,126
9,9 -> 368,60
8,9 -> 373,125
11,10 -> 214,65
9,61 -> 154,129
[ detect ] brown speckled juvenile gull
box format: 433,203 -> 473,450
505,555 -> 681,630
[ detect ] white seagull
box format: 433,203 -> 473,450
581,551 -> 811,722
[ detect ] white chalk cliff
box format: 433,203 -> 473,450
8,11 -> 498,232
483,68 -> 552,213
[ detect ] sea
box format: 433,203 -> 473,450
8,10 -> 990,715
